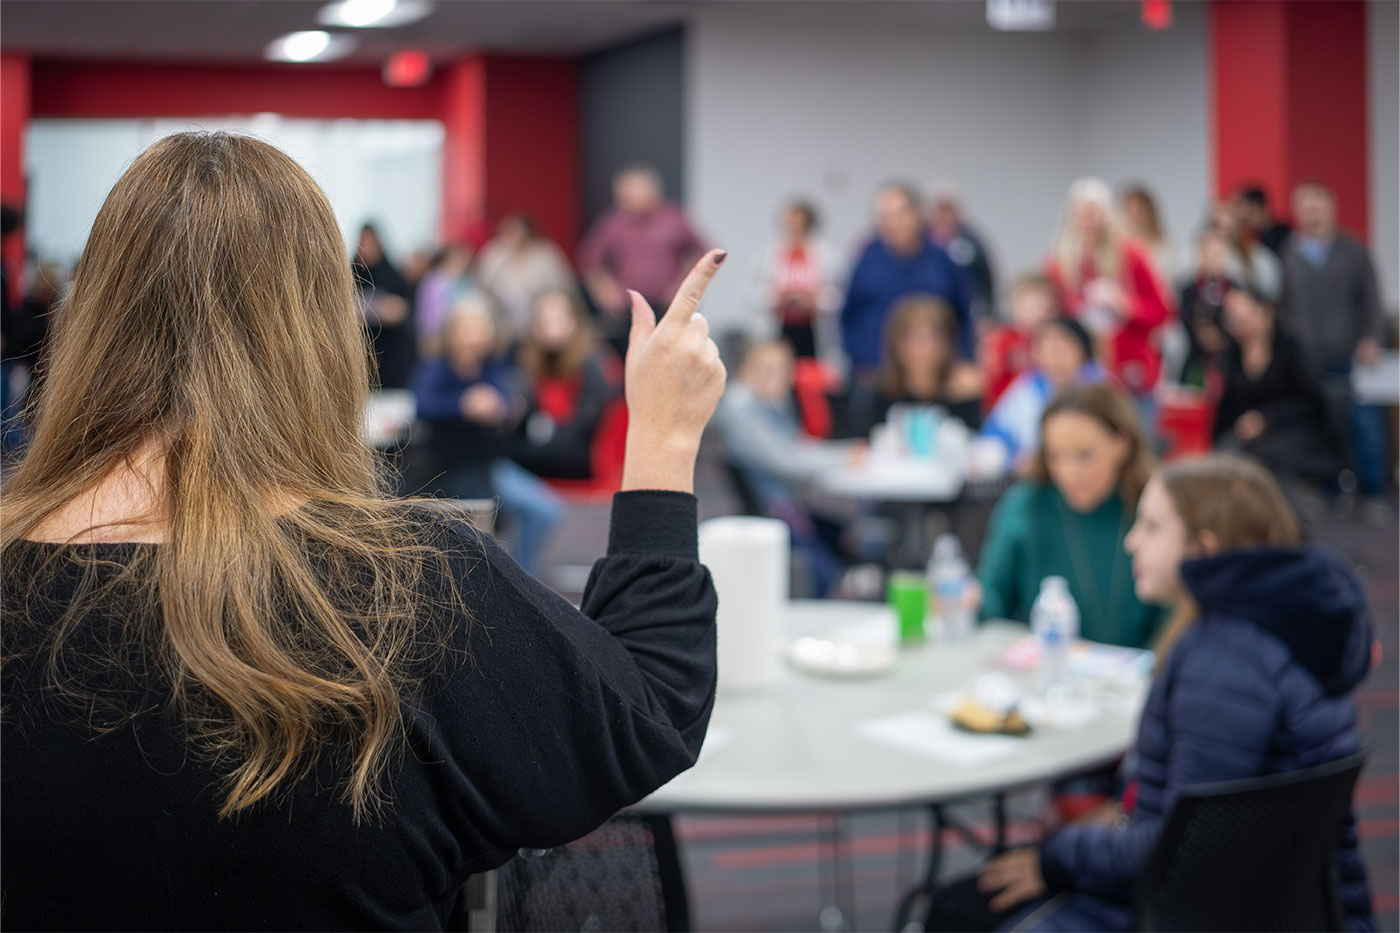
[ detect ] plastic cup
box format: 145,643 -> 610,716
887,571 -> 928,645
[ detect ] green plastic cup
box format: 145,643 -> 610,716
887,571 -> 928,645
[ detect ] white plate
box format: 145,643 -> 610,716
787,637 -> 897,679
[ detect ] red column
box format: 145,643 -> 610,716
439,57 -> 487,247
1210,0 -> 1370,236
439,55 -> 579,254
0,53 -> 30,206
1,53 -> 31,304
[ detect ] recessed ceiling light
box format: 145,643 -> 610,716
986,0 -> 1055,31
318,0 -> 434,29
265,30 -> 357,63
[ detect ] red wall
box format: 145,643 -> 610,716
1284,0 -> 1369,237
1210,0 -> 1370,236
1,54 -> 32,204
439,57 -> 486,245
20,57 -> 581,256
482,56 -> 579,257
30,61 -> 444,120
1,53 -> 32,304
1210,1 -> 1289,206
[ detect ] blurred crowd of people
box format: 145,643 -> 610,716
1,160 -> 1391,577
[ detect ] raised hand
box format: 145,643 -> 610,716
620,249 -> 729,493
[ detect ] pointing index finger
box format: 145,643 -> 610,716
663,249 -> 727,326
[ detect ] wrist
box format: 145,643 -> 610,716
621,429 -> 700,493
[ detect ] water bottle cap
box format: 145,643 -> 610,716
1042,576 -> 1069,592
932,535 -> 962,562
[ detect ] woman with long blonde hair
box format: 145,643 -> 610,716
977,454 -> 1374,931
1046,178 -> 1172,416
1,132 -> 728,930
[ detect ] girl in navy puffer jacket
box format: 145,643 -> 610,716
978,454 -> 1375,931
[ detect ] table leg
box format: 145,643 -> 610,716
992,793 -> 1008,854
882,503 -> 925,570
896,808 -> 916,891
892,805 -> 945,932
890,795 -> 1013,931
818,813 -> 854,932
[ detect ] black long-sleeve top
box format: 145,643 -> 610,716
1,492 -> 716,931
512,355 -> 620,479
1213,331 -> 1337,445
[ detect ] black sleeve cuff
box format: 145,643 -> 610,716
608,491 -> 699,560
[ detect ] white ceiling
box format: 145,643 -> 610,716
0,0 -> 1150,63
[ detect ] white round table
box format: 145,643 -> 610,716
638,601 -> 1147,815
816,459 -> 965,504
634,601 -> 1147,931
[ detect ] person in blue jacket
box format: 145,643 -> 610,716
412,296 -> 563,576
971,454 -> 1375,932
840,183 -> 971,374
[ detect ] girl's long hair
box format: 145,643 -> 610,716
1,132 -> 465,821
1150,454 -> 1302,667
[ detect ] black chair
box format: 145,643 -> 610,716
1134,750 -> 1367,932
493,815 -> 690,932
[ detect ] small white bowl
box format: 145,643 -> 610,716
787,637 -> 898,679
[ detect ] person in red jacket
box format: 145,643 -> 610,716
1046,178 -> 1171,434
980,271 -> 1059,410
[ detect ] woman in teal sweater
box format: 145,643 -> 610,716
977,382 -> 1166,648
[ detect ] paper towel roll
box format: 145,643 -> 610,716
699,516 -> 789,694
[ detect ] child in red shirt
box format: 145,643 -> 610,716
980,271 -> 1059,410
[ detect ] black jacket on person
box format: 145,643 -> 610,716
940,225 -> 996,325
1213,330 -> 1343,483
1258,221 -> 1292,258
1175,275 -> 1232,389
0,293 -> 53,368
1,492 -> 716,931
511,354 -> 620,480
355,257 -> 417,389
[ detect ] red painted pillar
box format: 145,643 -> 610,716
1,53 -> 31,304
439,55 -> 579,253
0,53 -> 30,206
1210,0 -> 1370,235
440,57 -> 487,247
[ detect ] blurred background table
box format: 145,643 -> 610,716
816,459 -> 967,570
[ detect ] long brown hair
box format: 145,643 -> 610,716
1,132 -> 465,821
516,288 -> 597,384
875,295 -> 961,399
1120,184 -> 1165,245
1028,382 -> 1156,506
1150,454 -> 1302,666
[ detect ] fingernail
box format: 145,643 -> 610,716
712,250 -> 728,266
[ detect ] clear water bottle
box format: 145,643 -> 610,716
928,535 -> 974,642
1031,576 -> 1080,695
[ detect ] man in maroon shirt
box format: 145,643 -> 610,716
578,164 -> 707,354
